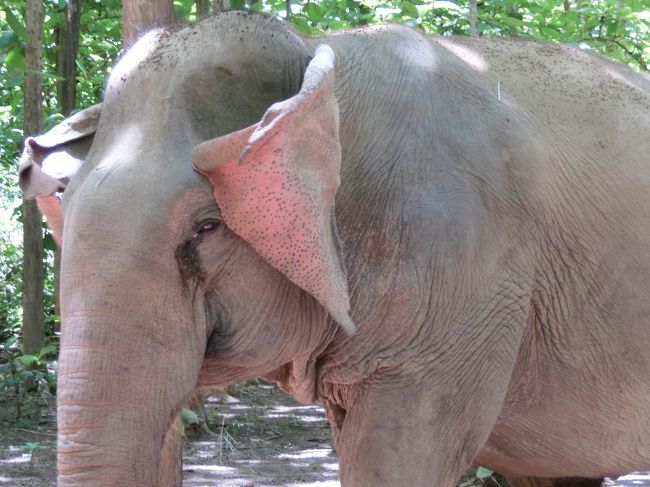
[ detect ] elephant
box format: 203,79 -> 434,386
19,11 -> 650,487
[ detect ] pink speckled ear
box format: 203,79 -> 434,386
193,45 -> 355,334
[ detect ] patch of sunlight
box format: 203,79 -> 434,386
436,38 -> 488,72
605,67 -> 646,90
106,29 -> 162,88
194,450 -> 217,459
285,481 -> 340,487
268,405 -> 324,414
222,404 -> 251,410
192,441 -> 220,448
606,472 -> 650,486
206,395 -> 240,404
266,413 -> 327,423
277,448 -> 333,460
0,454 -> 30,464
184,465 -> 237,473
211,412 -> 237,419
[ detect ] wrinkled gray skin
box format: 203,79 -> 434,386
19,12 -> 650,487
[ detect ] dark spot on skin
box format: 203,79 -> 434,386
175,240 -> 205,288
216,66 -> 234,77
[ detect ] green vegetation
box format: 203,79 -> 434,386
0,0 -> 648,399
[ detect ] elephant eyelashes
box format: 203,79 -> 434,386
192,219 -> 220,240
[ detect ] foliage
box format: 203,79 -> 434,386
0,0 -> 123,398
0,1 -> 647,398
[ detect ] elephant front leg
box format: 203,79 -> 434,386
332,303 -> 528,487
159,414 -> 184,486
335,375 -> 510,486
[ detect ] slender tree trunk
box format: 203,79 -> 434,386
469,0 -> 478,37
22,0 -> 45,355
122,0 -> 174,48
58,0 -> 81,115
213,0 -> 228,13
196,0 -> 210,18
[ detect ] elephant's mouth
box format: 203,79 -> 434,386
204,290 -> 230,353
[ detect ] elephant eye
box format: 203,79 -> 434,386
192,219 -> 220,240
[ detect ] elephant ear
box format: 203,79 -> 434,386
193,45 -> 355,334
19,104 -> 101,244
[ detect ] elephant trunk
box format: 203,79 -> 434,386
56,249 -> 205,486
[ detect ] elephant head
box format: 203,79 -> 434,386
20,13 -> 354,485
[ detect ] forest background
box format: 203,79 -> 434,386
0,0 -> 649,419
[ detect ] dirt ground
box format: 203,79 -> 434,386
0,381 -> 648,487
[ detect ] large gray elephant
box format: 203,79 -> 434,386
19,11 -> 650,487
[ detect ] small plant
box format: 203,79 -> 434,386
20,441 -> 48,469
14,342 -> 58,393
217,416 -> 237,462
460,466 -> 503,487
0,342 -> 58,421
1,342 -> 57,393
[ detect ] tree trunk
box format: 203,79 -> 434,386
57,0 -> 80,115
213,0 -> 228,13
22,0 -> 45,355
469,0 -> 478,37
196,0 -> 210,19
122,0 -> 174,48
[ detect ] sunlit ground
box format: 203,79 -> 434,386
606,474 -> 650,486
183,388 -> 340,486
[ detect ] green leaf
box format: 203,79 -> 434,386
304,3 -> 323,22
37,343 -> 57,359
0,30 -> 18,53
17,354 -> 39,367
476,466 -> 494,479
606,20 -> 620,38
4,9 -> 28,42
4,47 -> 24,73
400,0 -> 419,19
181,407 -> 199,427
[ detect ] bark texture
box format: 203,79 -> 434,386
22,0 -> 45,354
122,0 -> 174,48
57,0 -> 80,115
469,0 -> 479,37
